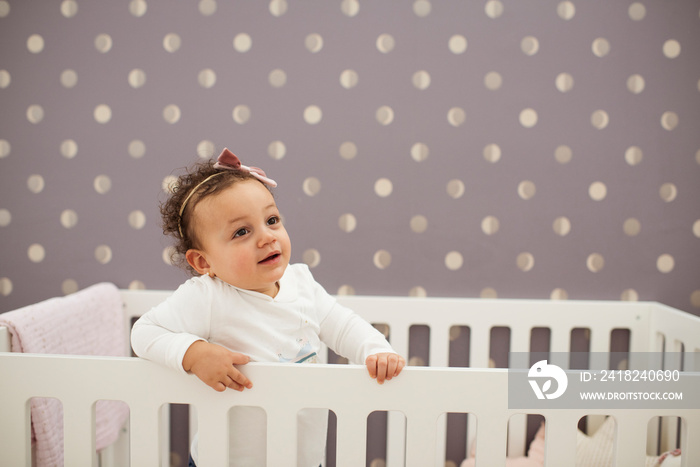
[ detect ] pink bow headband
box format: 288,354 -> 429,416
178,148 -> 277,238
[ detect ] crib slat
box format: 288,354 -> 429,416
614,415 -> 649,467
334,408 -> 369,467
0,394 -> 31,466
62,400 -> 97,467
542,414 -> 578,466
128,405 -> 162,467
265,407 -> 298,467
195,406 -> 230,466
404,412 -> 438,467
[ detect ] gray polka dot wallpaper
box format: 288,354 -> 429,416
1,0 -> 699,319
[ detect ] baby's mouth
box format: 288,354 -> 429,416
259,252 -> 281,264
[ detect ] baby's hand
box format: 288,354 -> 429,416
365,353 -> 405,384
182,341 -> 253,392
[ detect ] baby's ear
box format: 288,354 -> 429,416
186,249 -> 211,275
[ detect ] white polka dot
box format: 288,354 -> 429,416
27,34 -> 44,53
484,0 -> 503,18
232,105 -> 250,124
129,210 -> 146,229
60,209 -> 78,229
553,216 -> 571,236
27,175 -> 45,194
557,1 -> 575,20
483,143 -> 501,163
628,2 -> 646,21
588,181 -> 607,201
591,110 -> 609,129
199,0 -> 217,16
0,208 -> 11,227
162,246 -> 176,265
412,70 -> 431,90
129,0 -> 147,17
163,104 -> 181,124
0,69 -> 9,88
409,286 -> 427,298
484,71 -> 502,90
0,277 -> 13,296
555,145 -> 572,164
516,252 -> 534,272
693,220 -> 700,238
374,178 -> 393,197
480,288 -> 498,299
268,141 -> 286,160
303,248 -> 321,268
447,107 -> 466,127
128,139 -> 146,159
128,280 -> 146,290
586,253 -> 604,272
128,69 -> 146,88
94,104 -> 112,124
413,0 -> 431,17
555,73 -> 574,93
448,35 -> 467,54
269,69 -> 286,88
163,33 -> 181,53
446,179 -> 464,199
621,289 -> 639,301
376,34 -> 395,53
163,175 -> 178,194
663,39 -> 681,59
60,69 -> 78,88
337,285 -> 356,295
410,143 -> 429,162
659,183 -> 677,202
27,105 -> 44,124
198,68 -> 216,88
303,177 -> 321,196
623,218 -> 641,236
660,111 -> 679,131
445,251 -> 463,271
376,106 -> 394,125
0,1 -> 9,18
94,34 -> 112,53
340,0 -> 359,17
338,213 -> 357,233
657,254 -> 674,273
627,74 -> 645,94
304,105 -> 322,124
94,175 -> 112,194
339,142 -> 357,160
196,140 -> 215,159
519,108 -> 538,128
551,288 -> 568,300
624,146 -> 642,166
692,291 -> 700,308
305,33 -> 323,53
481,216 -> 499,235
517,180 -> 536,200
0,139 -> 10,158
592,38 -> 610,57
269,0 -> 287,17
410,215 -> 428,233
62,279 -> 79,295
339,69 -> 358,89
28,243 -> 46,263
521,36 -> 539,56
95,245 -> 113,264
373,250 -> 392,269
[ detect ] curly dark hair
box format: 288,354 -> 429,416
161,159 -> 268,273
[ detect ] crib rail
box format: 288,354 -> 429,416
1,353 -> 699,467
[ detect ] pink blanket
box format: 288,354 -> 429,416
0,282 -> 130,466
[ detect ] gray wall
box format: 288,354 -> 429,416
1,0 -> 699,318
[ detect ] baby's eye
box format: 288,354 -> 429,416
267,216 -> 280,226
233,228 -> 249,238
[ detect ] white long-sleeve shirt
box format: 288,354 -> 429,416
131,263 -> 396,466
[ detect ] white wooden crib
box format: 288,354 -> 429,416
1,291 -> 700,467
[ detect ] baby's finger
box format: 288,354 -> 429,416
230,353 -> 251,365
366,355 -> 378,379
228,368 -> 253,390
376,356 -> 388,384
386,357 -> 398,381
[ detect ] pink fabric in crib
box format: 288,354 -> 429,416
0,282 -> 129,467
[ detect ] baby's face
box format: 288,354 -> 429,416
190,180 -> 291,297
